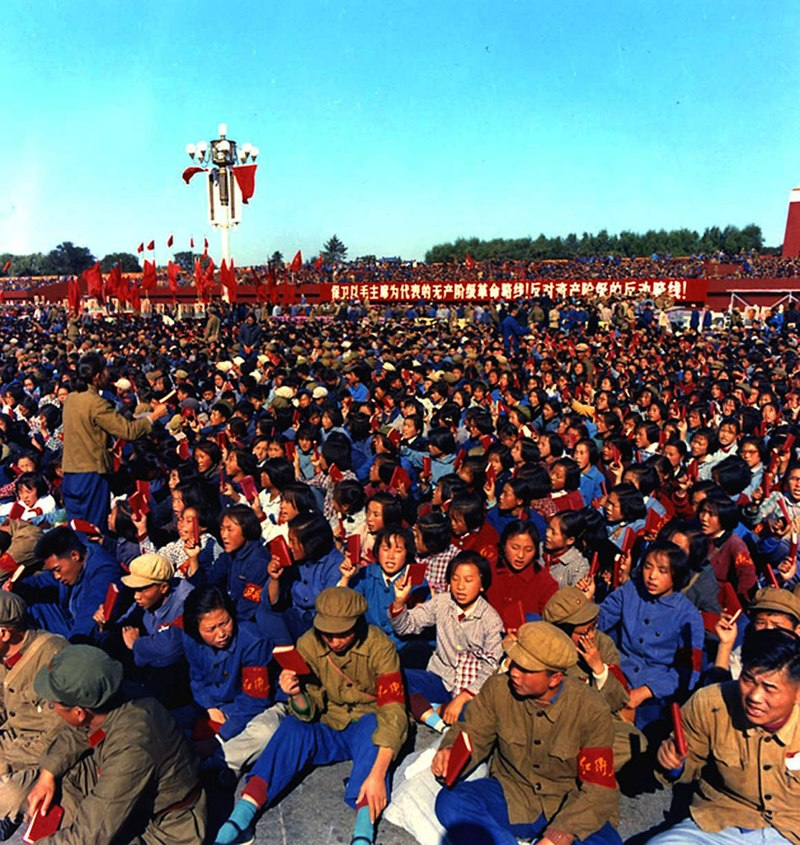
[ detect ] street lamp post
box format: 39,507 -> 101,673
184,123 -> 259,265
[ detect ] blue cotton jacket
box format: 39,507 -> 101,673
189,538 -> 269,622
118,578 -> 194,669
351,563 -> 429,646
19,541 -> 122,643
288,546 -> 344,614
598,579 -> 704,699
182,621 -> 273,741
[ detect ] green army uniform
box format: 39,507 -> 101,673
435,622 -> 621,845
543,587 -> 646,768
33,645 -> 206,845
0,628 -> 67,818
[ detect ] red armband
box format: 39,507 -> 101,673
577,746 -> 616,788
607,664 -> 630,692
376,671 -> 404,706
242,583 -> 263,602
241,666 -> 270,698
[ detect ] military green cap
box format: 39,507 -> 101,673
752,587 -> 800,623
314,587 -> 368,634
542,587 -> 599,627
503,621 -> 577,672
34,645 -> 123,709
0,592 -> 27,627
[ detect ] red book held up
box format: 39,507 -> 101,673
128,490 -> 149,519
328,464 -> 344,484
273,645 -> 311,676
444,731 -> 472,787
643,508 -> 666,537
285,441 -> 296,461
390,465 -> 411,491
408,562 -> 427,587
270,536 -> 293,568
346,535 -> 361,568
387,429 -> 401,448
23,805 -> 64,843
239,476 -> 258,502
671,702 -> 688,757
8,502 -> 24,521
422,456 -> 432,477
103,583 -> 120,623
499,600 -> 525,632
0,552 -> 24,585
589,552 -> 600,579
70,519 -> 102,537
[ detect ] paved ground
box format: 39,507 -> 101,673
9,727 -> 675,844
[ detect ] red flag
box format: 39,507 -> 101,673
204,237 -> 209,250
130,283 -> 142,313
182,166 -> 208,184
106,264 -> 122,299
290,250 -> 302,273
190,237 -> 195,249
81,261 -> 104,301
67,278 -> 81,312
231,164 -> 257,204
167,234 -> 174,248
314,255 -> 323,270
141,259 -> 157,292
167,261 -> 180,294
220,259 -> 237,303
137,243 -> 144,254
146,240 -> 155,251
1,260 -> 11,273
118,276 -> 129,306
465,253 -> 475,269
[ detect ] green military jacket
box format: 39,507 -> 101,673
565,630 -> 630,714
441,674 -> 619,841
675,682 -> 800,843
0,629 -> 66,767
292,625 -> 408,755
62,386 -> 152,474
40,697 -> 204,845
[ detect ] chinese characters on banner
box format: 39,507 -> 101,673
326,278 -> 706,303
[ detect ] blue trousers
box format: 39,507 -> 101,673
62,471 -> 110,528
435,777 -> 622,845
246,712 -> 389,809
648,817 -> 791,844
403,668 -> 450,703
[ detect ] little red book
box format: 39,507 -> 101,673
422,456 -> 432,477
8,502 -> 24,521
444,731 -> 472,787
408,562 -> 427,587
346,535 -> 361,568
23,805 -> 64,843
69,519 -> 102,537
390,466 -> 411,492
269,536 -> 293,569
239,476 -> 258,502
0,552 -> 24,585
328,464 -> 344,484
273,645 -> 311,676
103,583 -> 120,623
285,441 -> 297,461
671,702 -> 688,757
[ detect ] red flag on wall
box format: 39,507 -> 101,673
290,250 -> 302,273
167,234 -> 174,248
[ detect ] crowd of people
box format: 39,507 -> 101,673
0,291 -> 797,844
6,251 -> 800,296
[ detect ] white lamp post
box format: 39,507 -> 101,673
184,124 -> 259,264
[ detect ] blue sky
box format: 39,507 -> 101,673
2,1 -> 799,264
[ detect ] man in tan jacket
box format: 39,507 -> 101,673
0,592 -> 66,838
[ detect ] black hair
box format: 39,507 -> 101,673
366,491 -> 404,529
15,471 -> 48,498
516,463 -> 552,499
321,432 -> 352,472
332,479 -> 366,514
642,539 -> 692,591
183,585 -> 237,644
75,352 -> 106,392
194,439 -> 222,467
741,627 -> 800,683
660,520 -> 710,574
415,512 -> 452,555
712,456 -> 752,497
35,526 -> 86,562
221,504 -> 263,542
498,519 -> 541,569
551,457 -> 580,492
448,492 -> 485,533
514,437 -> 541,465
374,526 -> 416,567
288,511 -> 335,561
445,549 -> 492,590
260,458 -> 295,492
697,492 -> 741,532
428,427 -> 456,456
610,482 -> 647,522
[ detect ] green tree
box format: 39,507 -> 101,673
322,234 -> 348,262
172,251 -> 198,273
268,250 -> 284,267
41,241 -> 95,275
100,252 -> 140,272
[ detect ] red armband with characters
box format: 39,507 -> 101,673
241,666 -> 270,698
242,583 -> 263,602
376,671 -> 404,706
577,746 -> 616,788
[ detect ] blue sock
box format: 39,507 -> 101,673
214,799 -> 258,845
352,805 -> 374,843
423,710 -> 447,733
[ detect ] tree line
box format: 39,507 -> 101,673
425,224 -> 769,263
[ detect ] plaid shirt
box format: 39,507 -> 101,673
391,592 -> 503,696
422,545 -> 460,595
